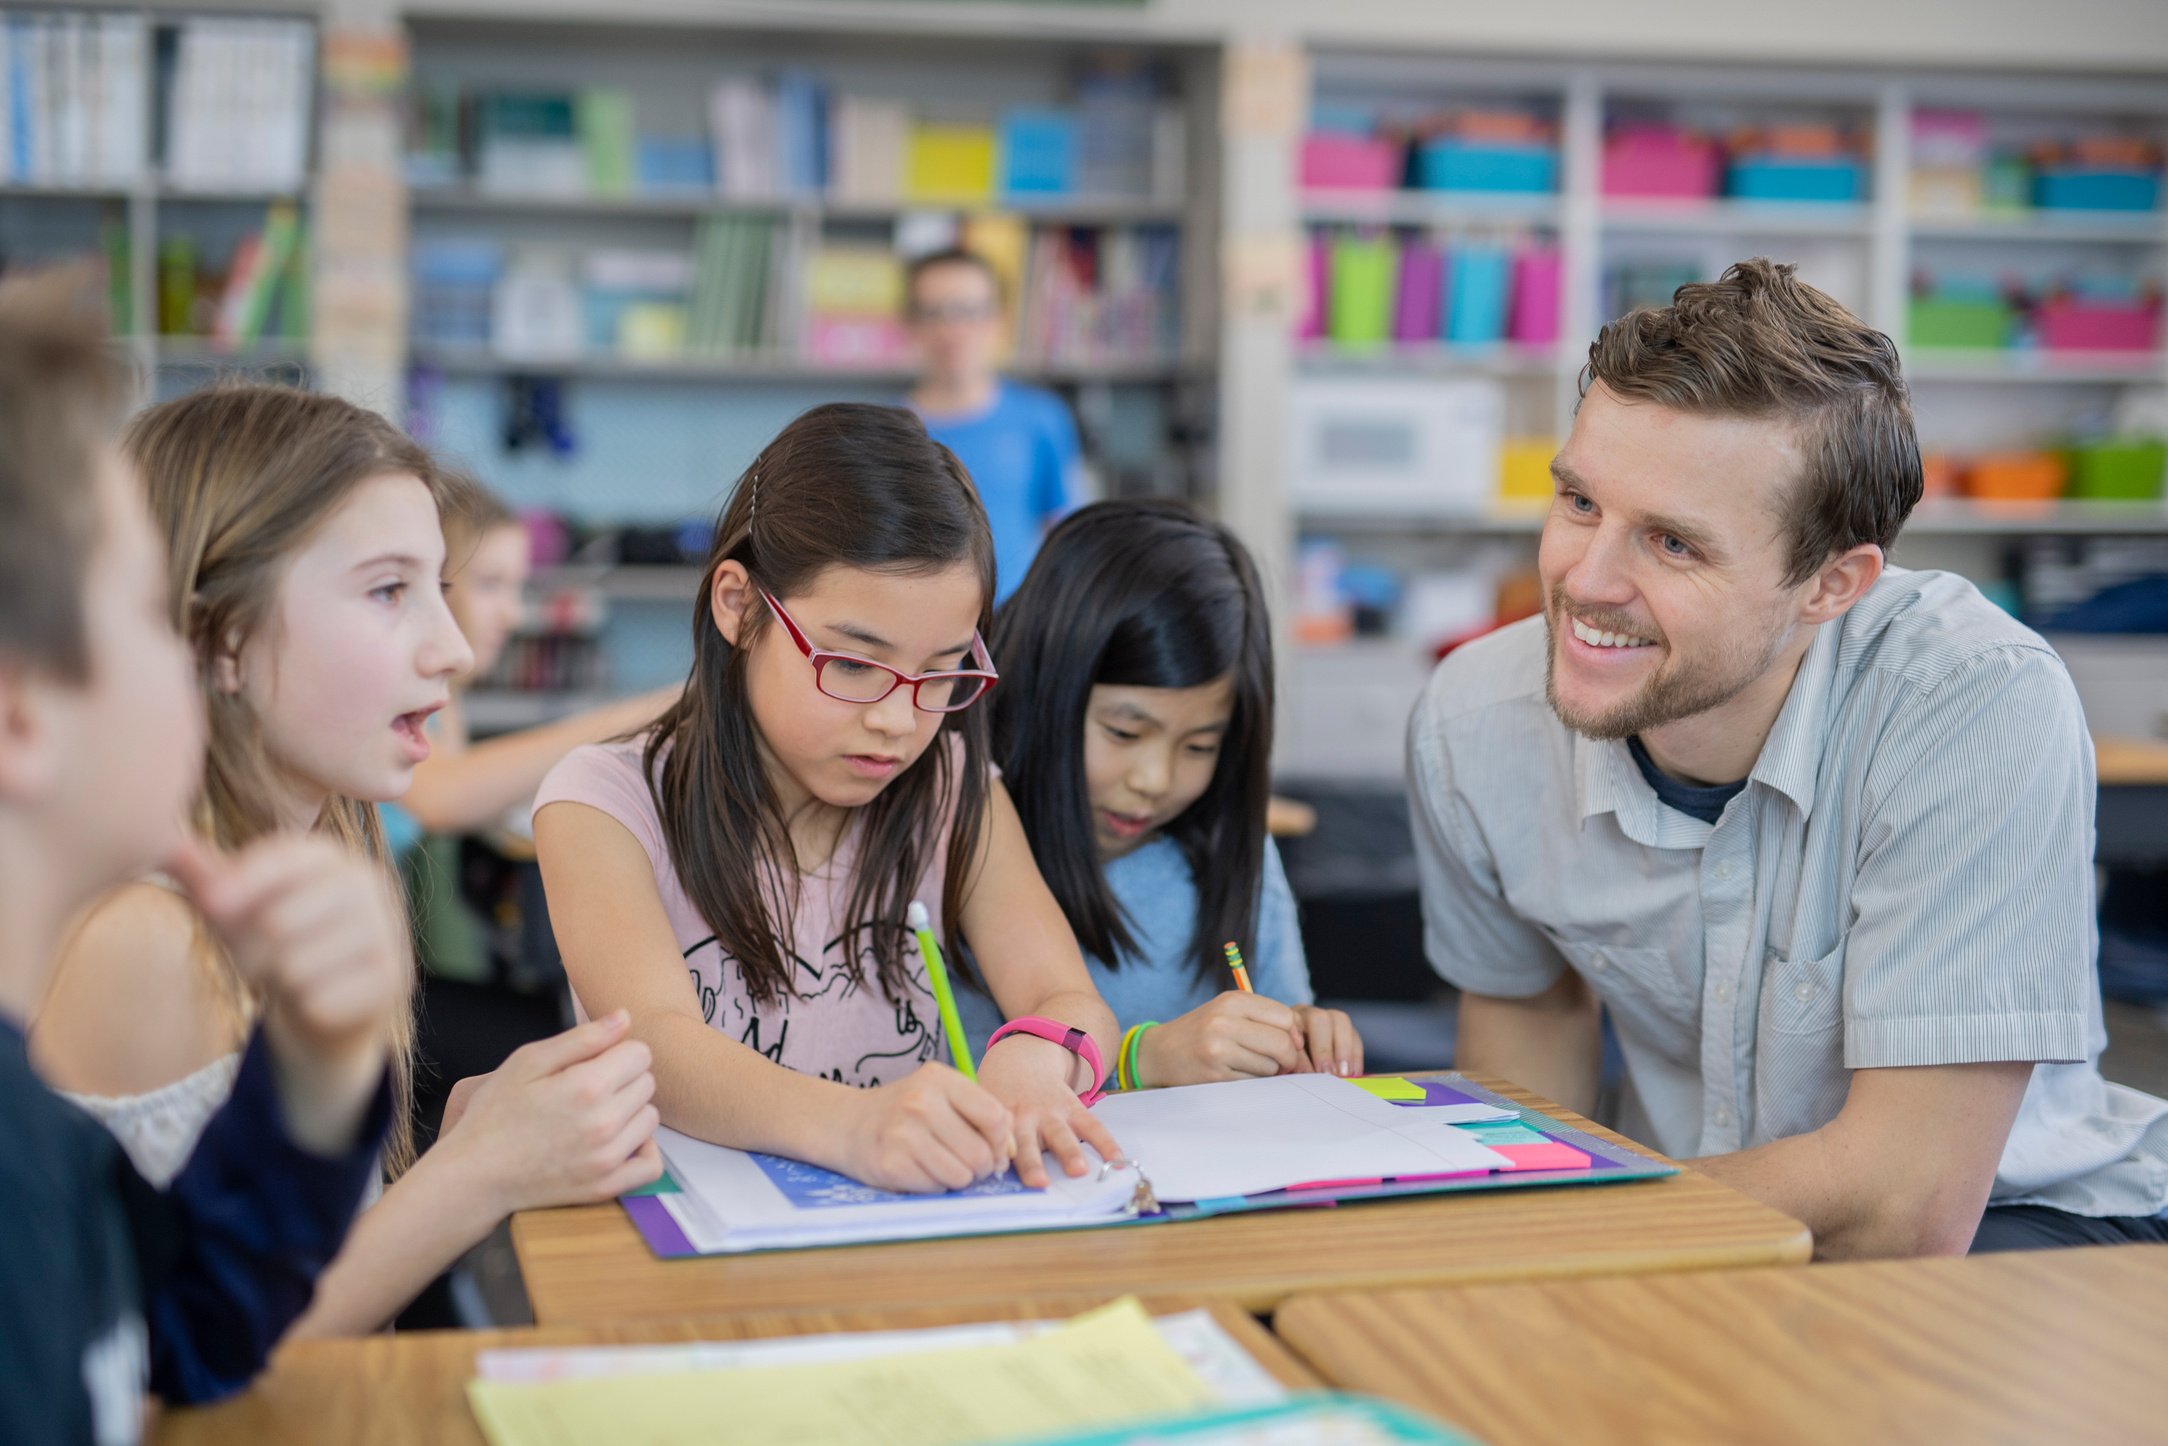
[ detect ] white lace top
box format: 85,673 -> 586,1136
63,1053 -> 242,1188
63,1052 -> 384,1206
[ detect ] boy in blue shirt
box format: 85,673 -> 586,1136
905,248 -> 1082,603
0,273 -> 404,1443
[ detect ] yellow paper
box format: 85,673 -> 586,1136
467,1298 -> 1214,1446
1350,1076 -> 1425,1102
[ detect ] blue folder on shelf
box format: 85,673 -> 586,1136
621,1072 -> 1675,1258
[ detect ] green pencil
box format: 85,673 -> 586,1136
908,900 -> 975,1079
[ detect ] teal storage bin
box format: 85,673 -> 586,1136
1416,139 -> 1557,194
1445,244 -> 1512,344
2034,169 -> 2161,212
1727,157 -> 1865,202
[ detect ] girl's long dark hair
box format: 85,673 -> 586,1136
644,403 -> 995,1009
990,501 -> 1273,981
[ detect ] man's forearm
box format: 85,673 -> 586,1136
1454,975 -> 1602,1117
1693,1125 -> 1980,1260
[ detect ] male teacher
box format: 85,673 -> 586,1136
1409,259 -> 2168,1256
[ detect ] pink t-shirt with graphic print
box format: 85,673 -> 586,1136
534,736 -> 962,1088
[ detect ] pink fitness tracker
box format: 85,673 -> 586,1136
987,1016 -> 1108,1105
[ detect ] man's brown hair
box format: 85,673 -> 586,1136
0,268 -> 133,679
1583,258 -> 1922,586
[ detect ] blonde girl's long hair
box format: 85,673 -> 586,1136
123,383 -> 465,1176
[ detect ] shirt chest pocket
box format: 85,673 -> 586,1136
1550,937 -> 1697,1066
1761,937 -> 1846,1039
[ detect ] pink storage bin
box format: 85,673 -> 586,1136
1301,132 -> 1400,190
1602,126 -> 1720,199
1298,236 -> 1328,340
2036,299 -> 2162,352
1508,246 -> 1561,344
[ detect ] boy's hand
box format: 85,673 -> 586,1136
433,1011 -> 663,1213
1139,992 -> 1304,1088
166,834 -> 405,1155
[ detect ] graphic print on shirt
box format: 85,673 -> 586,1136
678,923 -> 940,1088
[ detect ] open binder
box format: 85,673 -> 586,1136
624,1072 -> 1675,1257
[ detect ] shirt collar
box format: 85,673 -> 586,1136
1747,619 -> 1839,819
1571,618 -> 1840,839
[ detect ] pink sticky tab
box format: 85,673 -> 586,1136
1492,1142 -> 1593,1172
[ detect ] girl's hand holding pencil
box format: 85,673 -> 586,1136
840,1065 -> 1017,1194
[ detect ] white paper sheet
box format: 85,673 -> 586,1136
1088,1074 -> 1513,1202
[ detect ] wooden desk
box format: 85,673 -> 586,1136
2095,734 -> 2168,786
1275,1245 -> 2168,1446
152,1299 -> 1315,1446
510,1074 -> 1810,1328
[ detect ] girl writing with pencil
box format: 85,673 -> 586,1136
533,404 -> 1121,1194
961,501 -> 1362,1089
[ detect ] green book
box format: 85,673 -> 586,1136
278,220 -> 309,343
158,236 -> 197,338
237,202 -> 301,346
576,89 -> 635,195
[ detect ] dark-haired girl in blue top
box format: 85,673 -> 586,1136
962,501 -> 1363,1088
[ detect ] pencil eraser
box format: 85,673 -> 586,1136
906,900 -> 930,931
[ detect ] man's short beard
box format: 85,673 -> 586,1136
1543,598 -> 1792,741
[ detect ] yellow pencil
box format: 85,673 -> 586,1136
1223,940 -> 1253,993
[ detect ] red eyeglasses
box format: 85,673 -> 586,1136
761,590 -> 998,714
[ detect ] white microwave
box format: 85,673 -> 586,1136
1287,375 -> 1503,517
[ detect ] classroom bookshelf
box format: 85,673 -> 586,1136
1276,49 -> 2168,779
0,8 -> 318,390
397,12 -> 1223,728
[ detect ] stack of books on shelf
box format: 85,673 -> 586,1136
409,63 -> 1182,207
163,17 -> 314,193
159,200 -> 309,350
1016,225 -> 1181,367
0,10 -> 148,187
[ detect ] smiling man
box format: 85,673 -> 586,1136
1408,259 -> 2168,1257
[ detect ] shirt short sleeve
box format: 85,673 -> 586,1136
1841,646 -> 2097,1069
1249,839 -> 1314,1007
533,742 -> 669,867
1407,689 -> 1569,998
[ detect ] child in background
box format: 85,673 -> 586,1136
33,385 -> 662,1340
966,501 -> 1362,1087
398,481 -> 675,837
906,248 -> 1082,603
0,276 -> 398,1441
534,402 -> 1120,1195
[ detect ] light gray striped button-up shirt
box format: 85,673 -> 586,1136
1409,566 -> 2168,1218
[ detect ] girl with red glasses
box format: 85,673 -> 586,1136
534,403 -> 1121,1194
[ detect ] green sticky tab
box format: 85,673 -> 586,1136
1457,1122 -> 1549,1146
1351,1075 -> 1427,1102
622,1168 -> 682,1197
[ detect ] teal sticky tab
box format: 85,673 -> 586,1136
622,1167 -> 682,1197
1456,1122 -> 1549,1146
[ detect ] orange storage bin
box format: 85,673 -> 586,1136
1964,452 -> 2068,502
1921,453 -> 1961,498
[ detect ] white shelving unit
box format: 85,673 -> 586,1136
1276,51 -> 2168,779
400,14 -> 1223,499
0,10 -> 318,390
